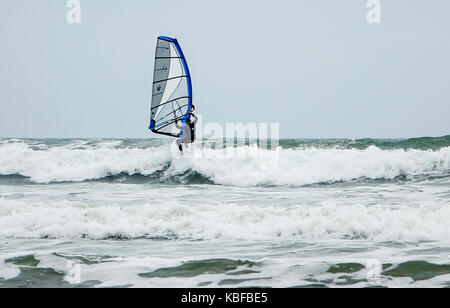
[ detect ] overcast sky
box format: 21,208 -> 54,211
0,0 -> 449,138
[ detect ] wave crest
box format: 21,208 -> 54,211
0,198 -> 448,241
0,140 -> 448,186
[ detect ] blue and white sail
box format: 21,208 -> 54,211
149,36 -> 193,137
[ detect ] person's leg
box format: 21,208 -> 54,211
176,139 -> 183,152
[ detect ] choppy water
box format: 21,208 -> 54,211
0,137 -> 449,288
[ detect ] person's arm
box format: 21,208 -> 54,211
191,113 -> 198,125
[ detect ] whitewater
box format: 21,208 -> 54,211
0,138 -> 448,186
0,137 -> 449,288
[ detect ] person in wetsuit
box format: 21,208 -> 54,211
175,106 -> 198,152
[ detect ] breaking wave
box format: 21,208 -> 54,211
0,138 -> 448,186
0,198 -> 448,241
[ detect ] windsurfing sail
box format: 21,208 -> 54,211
149,36 -> 193,137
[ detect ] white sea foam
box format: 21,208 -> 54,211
0,141 -> 448,186
175,145 -> 450,186
1,140 -> 449,288
0,198 -> 448,241
0,141 -> 170,183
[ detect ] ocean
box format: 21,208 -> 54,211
0,136 -> 449,288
